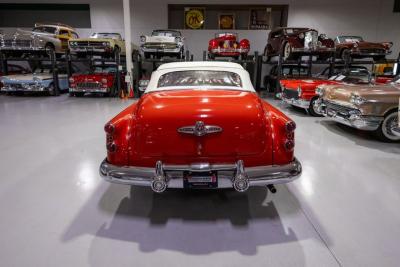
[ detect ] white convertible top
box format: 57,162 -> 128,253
145,61 -> 255,93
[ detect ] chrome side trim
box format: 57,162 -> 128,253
99,158 -> 302,189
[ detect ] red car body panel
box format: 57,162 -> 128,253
208,34 -> 250,57
105,89 -> 295,168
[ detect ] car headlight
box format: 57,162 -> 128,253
299,33 -> 305,39
350,93 -> 367,105
140,36 -> 146,43
315,86 -> 324,96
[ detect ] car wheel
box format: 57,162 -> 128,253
374,111 -> 400,142
45,43 -> 55,56
282,42 -> 292,60
341,48 -> 350,61
48,83 -> 55,96
373,55 -> 385,62
74,92 -> 85,97
308,97 -> 323,117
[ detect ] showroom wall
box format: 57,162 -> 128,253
0,0 -> 399,60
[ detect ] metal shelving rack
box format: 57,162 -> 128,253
0,49 -> 62,95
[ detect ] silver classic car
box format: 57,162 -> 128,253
140,30 -> 185,59
0,23 -> 79,54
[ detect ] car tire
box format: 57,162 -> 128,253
74,92 -> 85,97
373,55 -> 385,62
374,111 -> 400,142
69,92 -> 75,97
48,83 -> 55,96
341,48 -> 351,61
45,43 -> 55,56
308,97 -> 323,117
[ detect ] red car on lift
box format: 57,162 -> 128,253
280,68 -> 392,116
208,33 -> 250,60
69,66 -> 125,97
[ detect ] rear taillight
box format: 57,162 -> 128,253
105,123 -> 117,153
284,121 -> 296,151
104,123 -> 115,134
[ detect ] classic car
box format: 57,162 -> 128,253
208,33 -> 250,60
99,61 -> 302,193
280,68 -> 383,116
0,23 -> 78,54
314,76 -> 400,142
335,35 -> 392,61
140,30 -> 185,59
69,32 -> 132,57
264,64 -> 309,93
264,27 -> 335,61
69,66 -> 125,97
0,64 -> 30,90
1,68 -> 68,95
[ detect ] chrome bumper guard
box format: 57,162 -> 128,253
99,158 -> 302,193
315,99 -> 383,131
211,48 -> 249,53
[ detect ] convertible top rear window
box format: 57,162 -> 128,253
157,70 -> 242,88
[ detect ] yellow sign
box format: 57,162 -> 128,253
185,8 -> 205,29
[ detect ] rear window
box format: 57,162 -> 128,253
157,70 -> 242,88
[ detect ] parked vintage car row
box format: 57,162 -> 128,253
279,68 -> 400,142
264,27 -> 393,61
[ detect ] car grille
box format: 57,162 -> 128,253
73,41 -> 107,47
76,82 -> 102,89
283,88 -> 299,100
144,42 -> 177,49
324,100 -> 356,115
2,39 -> 33,48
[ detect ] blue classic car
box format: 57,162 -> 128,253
0,69 -> 68,95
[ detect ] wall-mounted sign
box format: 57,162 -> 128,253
219,13 -> 235,30
184,7 -> 205,29
249,8 -> 272,30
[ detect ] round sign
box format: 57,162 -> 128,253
185,9 -> 204,29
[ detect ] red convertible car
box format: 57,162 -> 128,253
208,33 -> 250,60
100,62 -> 301,193
280,68 -> 390,116
69,67 -> 125,97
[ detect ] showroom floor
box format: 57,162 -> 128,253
0,94 -> 399,267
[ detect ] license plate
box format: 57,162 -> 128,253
183,171 -> 218,189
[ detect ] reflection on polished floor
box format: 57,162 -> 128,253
0,95 -> 399,267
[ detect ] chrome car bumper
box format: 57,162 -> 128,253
210,48 -> 249,53
69,87 -> 108,93
141,47 -> 181,53
292,47 -> 335,53
315,99 -> 383,131
1,84 -> 47,92
70,47 -> 111,53
281,96 -> 310,109
99,158 -> 302,193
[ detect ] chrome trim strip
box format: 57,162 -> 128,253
99,158 -> 302,189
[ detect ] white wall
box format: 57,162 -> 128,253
1,0 -> 399,59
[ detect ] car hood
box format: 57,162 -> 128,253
130,89 -> 273,165
70,38 -> 115,42
145,35 -> 176,43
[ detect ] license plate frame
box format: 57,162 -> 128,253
183,171 -> 218,189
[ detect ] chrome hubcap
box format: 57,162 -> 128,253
382,113 -> 400,141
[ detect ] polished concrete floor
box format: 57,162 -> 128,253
0,94 -> 399,267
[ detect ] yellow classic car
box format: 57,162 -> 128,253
68,32 -> 135,56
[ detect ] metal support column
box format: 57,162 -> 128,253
123,0 -> 134,97
50,50 -> 60,96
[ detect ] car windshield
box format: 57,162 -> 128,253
152,31 -> 180,37
157,70 -> 242,88
93,67 -> 116,73
284,28 -> 307,34
32,26 -> 57,34
331,69 -> 371,84
90,33 -> 122,40
337,36 -> 363,43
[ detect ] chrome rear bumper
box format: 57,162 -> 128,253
99,158 -> 302,192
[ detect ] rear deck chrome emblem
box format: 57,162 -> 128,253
178,121 -> 223,136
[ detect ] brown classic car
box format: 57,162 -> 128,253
264,27 -> 335,61
315,76 -> 400,142
335,36 -> 392,61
